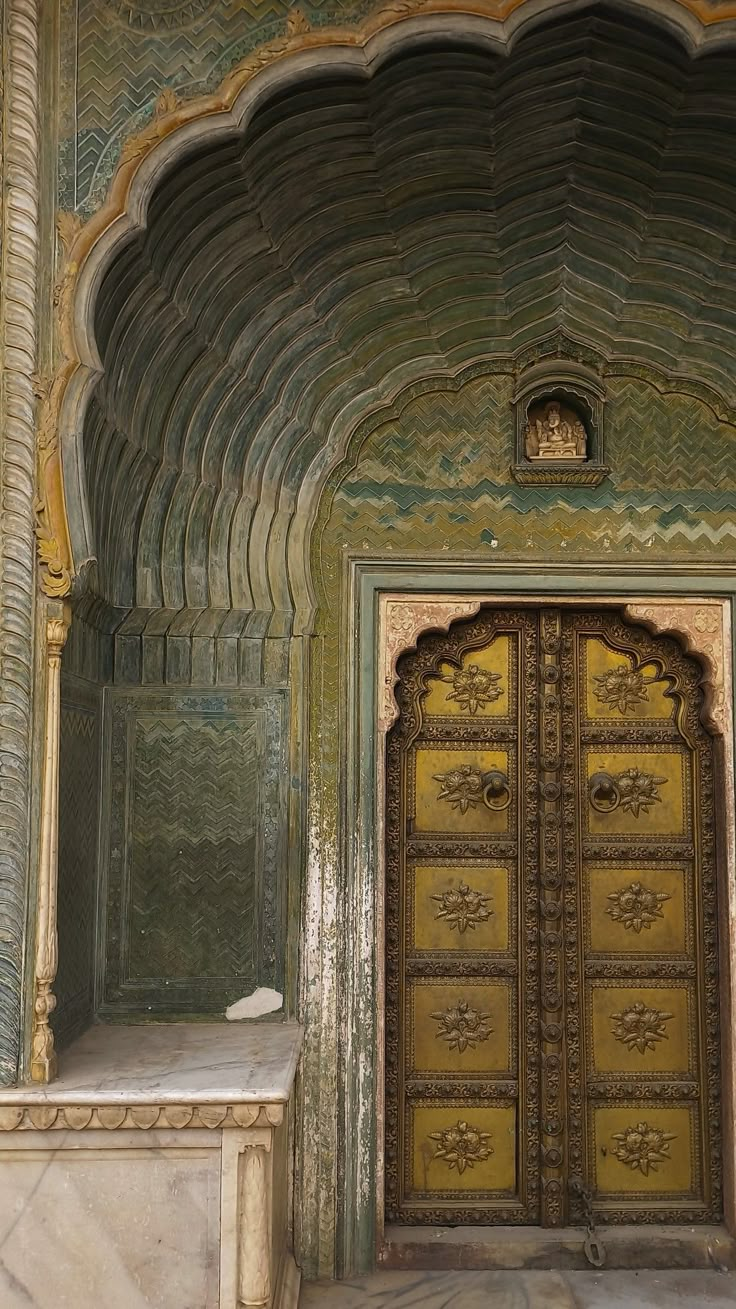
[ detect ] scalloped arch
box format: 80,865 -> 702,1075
48,0 -> 736,631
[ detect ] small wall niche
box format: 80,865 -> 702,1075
511,361 -> 608,485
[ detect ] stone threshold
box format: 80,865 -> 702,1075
380,1222 -> 736,1271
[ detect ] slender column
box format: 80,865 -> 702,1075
238,1141 -> 272,1307
0,0 -> 41,1085
30,603 -> 70,1083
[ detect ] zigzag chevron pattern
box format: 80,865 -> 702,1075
318,374 -> 736,583
54,703 -> 99,1048
72,0 -> 366,213
128,715 -> 258,982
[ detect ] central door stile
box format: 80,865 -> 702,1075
538,608 -> 566,1226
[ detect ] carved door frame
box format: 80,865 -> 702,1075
358,583 -> 736,1264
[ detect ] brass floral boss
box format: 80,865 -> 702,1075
588,767 -> 667,816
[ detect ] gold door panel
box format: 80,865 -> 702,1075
585,864 -> 691,956
410,1103 -> 517,1196
385,606 -> 721,1230
412,748 -> 512,835
583,638 -> 675,721
587,983 -> 694,1077
409,979 -> 514,1076
423,635 -> 512,719
584,748 -> 688,839
591,1104 -> 698,1199
411,863 -> 512,953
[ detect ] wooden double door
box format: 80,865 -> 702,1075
385,607 -> 721,1228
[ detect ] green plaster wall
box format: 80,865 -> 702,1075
317,372 -> 736,585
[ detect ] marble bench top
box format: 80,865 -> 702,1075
0,1022 -> 303,1105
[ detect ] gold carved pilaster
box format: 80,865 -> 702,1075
30,603 -> 71,1083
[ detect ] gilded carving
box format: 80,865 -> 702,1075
610,1003 -> 673,1054
431,883 -> 493,933
606,882 -> 671,933
590,767 -> 667,817
433,764 -> 485,813
432,1000 -> 493,1052
611,1122 -> 676,1175
286,7 -> 311,36
593,665 -> 659,714
428,1120 -> 493,1173
56,210 -> 83,253
440,664 -> 502,714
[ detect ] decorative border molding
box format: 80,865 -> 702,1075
0,0 -> 40,1085
624,601 -> 730,739
0,1101 -> 285,1131
377,595 -> 481,732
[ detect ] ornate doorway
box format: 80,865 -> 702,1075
384,607 -> 721,1229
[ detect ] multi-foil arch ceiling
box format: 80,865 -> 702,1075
80,6 -> 736,629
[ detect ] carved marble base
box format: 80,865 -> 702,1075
0,1024 -> 302,1309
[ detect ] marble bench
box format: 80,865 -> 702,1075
0,1022 -> 303,1309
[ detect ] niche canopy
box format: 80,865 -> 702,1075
511,360 -> 607,486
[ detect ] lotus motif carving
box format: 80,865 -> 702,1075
606,882 -> 671,933
616,767 -> 667,816
433,764 -> 484,813
440,664 -> 503,714
432,999 -> 493,1052
593,664 -> 659,714
432,883 -> 493,934
429,1120 -> 493,1173
611,1122 -> 676,1175
610,1002 -> 673,1054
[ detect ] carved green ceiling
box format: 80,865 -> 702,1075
60,0 -> 372,214
82,11 -> 736,624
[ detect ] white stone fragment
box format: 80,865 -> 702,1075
226,988 -> 283,1020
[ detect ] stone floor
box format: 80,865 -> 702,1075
299,1269 -> 736,1307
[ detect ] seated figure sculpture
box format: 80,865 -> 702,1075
524,400 -> 587,461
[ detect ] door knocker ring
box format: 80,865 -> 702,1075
588,771 -> 621,814
482,769 -> 512,811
